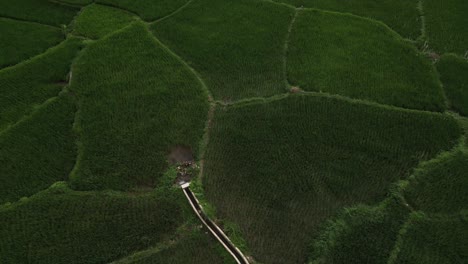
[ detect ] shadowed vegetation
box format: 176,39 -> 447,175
0,18 -> 64,68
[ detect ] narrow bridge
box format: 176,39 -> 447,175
181,183 -> 249,264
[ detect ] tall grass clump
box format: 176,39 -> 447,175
424,0 -> 468,55
0,94 -> 76,204
72,4 -> 137,39
152,0 -> 293,101
0,18 -> 64,68
0,37 -> 83,131
0,183 -> 185,264
436,54 -> 468,116
96,0 -> 189,21
203,94 -> 461,263
69,22 -> 209,191
388,212 -> 468,264
0,0 -> 78,27
288,9 -> 445,111
274,0 -> 420,39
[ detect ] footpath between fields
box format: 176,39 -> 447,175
180,182 -> 249,264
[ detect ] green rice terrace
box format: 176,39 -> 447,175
0,0 -> 467,263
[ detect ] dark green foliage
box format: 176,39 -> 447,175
70,22 -> 209,191
405,149 -> 468,214
0,37 -> 83,131
72,4 -> 137,39
388,212 -> 468,264
0,95 -> 76,204
96,0 -> 189,21
56,0 -> 94,5
288,9 -> 445,111
0,18 -> 64,68
152,0 -> 293,100
437,54 -> 468,116
0,0 -> 78,26
116,229 -> 231,264
424,0 -> 468,55
203,94 -> 460,263
310,198 -> 410,264
274,0 -> 420,39
0,183 -> 184,264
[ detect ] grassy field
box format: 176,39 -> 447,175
96,0 -> 189,21
72,4 -> 137,39
0,0 -> 78,27
273,0 -> 420,39
424,0 -> 468,55
310,198 -> 410,264
69,22 -> 209,191
152,0 -> 293,101
0,94 -> 76,205
405,148 -> 468,215
288,9 -> 445,111
0,18 -> 64,68
0,182 -> 185,264
436,54 -> 468,116
388,212 -> 468,264
0,37 -> 83,131
203,94 -> 461,263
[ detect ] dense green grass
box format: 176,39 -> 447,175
203,94 -> 460,263
0,183 -> 185,263
424,0 -> 468,55
0,94 -> 76,205
388,212 -> 468,264
0,37 -> 83,131
0,0 -> 78,27
288,9 -> 445,111
437,54 -> 468,116
274,0 -> 420,39
310,198 -> 410,264
0,18 -> 64,68
69,22 -> 209,191
405,149 -> 468,214
72,4 -> 137,39
96,0 -> 189,21
114,228 -> 232,264
152,0 -> 293,101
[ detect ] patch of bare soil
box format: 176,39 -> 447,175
427,52 -> 440,61
168,145 -> 194,165
290,86 -> 303,93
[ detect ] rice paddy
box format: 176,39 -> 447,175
0,0 -> 466,262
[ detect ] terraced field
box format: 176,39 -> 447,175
0,0 -> 466,263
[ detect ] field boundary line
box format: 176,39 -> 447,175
93,2 -> 142,20
216,90 -> 455,117
48,0 -> 84,8
417,0 -> 427,40
152,0 -> 195,24
147,25 -> 214,101
0,15 -> 61,29
0,38 -> 69,72
181,184 -> 249,264
282,7 -> 299,88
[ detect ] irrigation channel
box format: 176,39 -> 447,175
181,183 -> 249,264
